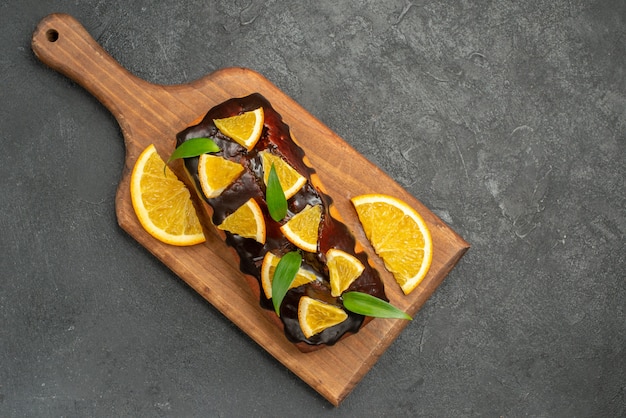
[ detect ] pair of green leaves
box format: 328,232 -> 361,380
169,138 -> 287,221
272,251 -> 411,320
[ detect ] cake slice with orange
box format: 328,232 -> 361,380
174,94 -> 389,351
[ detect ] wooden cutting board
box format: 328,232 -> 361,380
32,13 -> 469,406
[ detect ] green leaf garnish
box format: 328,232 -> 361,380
266,163 -> 288,221
271,251 -> 302,316
342,292 -> 412,320
167,137 -> 220,163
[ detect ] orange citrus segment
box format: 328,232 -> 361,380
217,198 -> 266,244
351,194 -> 432,295
261,252 -> 317,299
130,144 -> 205,246
326,248 -> 365,297
280,204 -> 322,252
298,296 -> 348,338
213,107 -> 264,150
197,154 -> 244,198
260,151 -> 307,199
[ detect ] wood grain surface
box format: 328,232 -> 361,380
32,13 -> 469,406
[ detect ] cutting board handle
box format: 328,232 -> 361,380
31,13 -> 149,125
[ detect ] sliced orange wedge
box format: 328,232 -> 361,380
217,198 -> 266,244
260,252 -> 317,299
280,204 -> 322,252
260,151 -> 307,199
214,107 -> 264,150
198,154 -> 244,199
298,296 -> 348,338
351,194 -> 432,295
130,144 -> 205,246
326,248 -> 365,297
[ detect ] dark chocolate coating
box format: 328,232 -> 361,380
176,93 -> 386,346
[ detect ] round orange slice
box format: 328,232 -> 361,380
198,154 -> 244,198
326,248 -> 365,297
351,194 -> 432,295
260,252 -> 317,299
217,198 -> 266,244
213,107 -> 264,150
130,144 -> 205,246
298,296 -> 348,338
280,204 -> 322,252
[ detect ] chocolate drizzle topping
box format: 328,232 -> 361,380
176,93 -> 386,348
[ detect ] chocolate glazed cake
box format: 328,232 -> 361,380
177,93 -> 386,351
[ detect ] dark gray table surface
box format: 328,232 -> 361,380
2,1 -> 624,416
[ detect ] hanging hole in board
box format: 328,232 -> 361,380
46,29 -> 59,42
